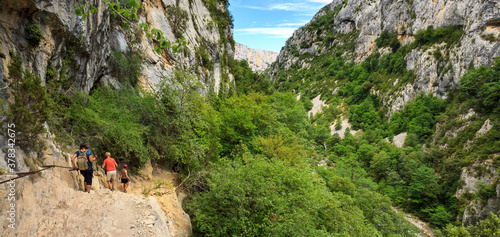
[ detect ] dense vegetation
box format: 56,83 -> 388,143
3,51 -> 421,236
271,14 -> 499,234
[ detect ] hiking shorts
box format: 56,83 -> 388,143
80,170 -> 93,185
121,178 -> 129,184
106,171 -> 116,181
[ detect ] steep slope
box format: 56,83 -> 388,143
267,0 -> 500,230
234,42 -> 277,71
270,0 -> 499,112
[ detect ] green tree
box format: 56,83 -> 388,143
407,166 -> 439,209
458,57 -> 500,113
166,5 -> 188,38
2,52 -> 51,151
468,212 -> 500,236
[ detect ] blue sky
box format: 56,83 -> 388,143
229,0 -> 331,53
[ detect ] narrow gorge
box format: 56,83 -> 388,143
1,0 -> 499,236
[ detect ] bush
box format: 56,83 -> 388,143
376,30 -> 400,52
56,70 -> 221,177
389,92 -> 446,142
195,47 -> 214,71
379,52 -> 406,75
25,23 -> 43,46
110,50 -> 143,86
458,57 -> 500,113
441,212 -> 500,236
166,6 -> 188,39
335,118 -> 342,130
230,59 -> 273,95
414,25 -> 464,48
2,52 -> 51,151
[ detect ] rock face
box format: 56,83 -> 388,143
270,0 -> 500,113
455,160 -> 500,227
234,42 -> 278,71
0,0 -> 234,95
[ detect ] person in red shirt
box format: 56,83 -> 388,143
101,152 -> 118,191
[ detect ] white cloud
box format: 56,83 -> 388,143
270,3 -> 314,11
234,27 -> 297,38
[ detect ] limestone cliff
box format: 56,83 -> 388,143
234,42 -> 277,71
270,0 -> 500,113
455,159 -> 500,227
0,0 -> 234,95
433,111 -> 500,227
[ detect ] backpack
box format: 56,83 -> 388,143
76,150 -> 90,171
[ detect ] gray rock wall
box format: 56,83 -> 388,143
0,0 -> 233,95
270,0 -> 500,114
234,42 -> 278,71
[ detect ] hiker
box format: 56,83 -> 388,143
101,152 -> 118,191
118,164 -> 130,193
71,142 -> 95,193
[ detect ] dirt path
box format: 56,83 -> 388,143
128,166 -> 191,237
0,139 -> 188,237
393,207 -> 435,237
1,168 -> 173,236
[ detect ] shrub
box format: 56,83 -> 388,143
185,158 -> 380,236
376,30 -> 400,52
195,47 -> 214,71
166,6 -> 188,39
25,23 -> 43,46
441,212 -> 500,236
335,118 -> 342,130
2,52 -> 51,151
110,49 -> 143,86
413,25 -> 464,48
433,49 -> 442,60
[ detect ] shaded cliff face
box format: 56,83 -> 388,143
0,0 -> 234,95
234,42 -> 277,71
270,0 -> 500,113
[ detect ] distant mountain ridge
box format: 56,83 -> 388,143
234,43 -> 278,71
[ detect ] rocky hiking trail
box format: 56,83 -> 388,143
0,139 -> 191,237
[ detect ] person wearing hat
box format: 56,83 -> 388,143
118,164 -> 130,193
101,152 -> 118,191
